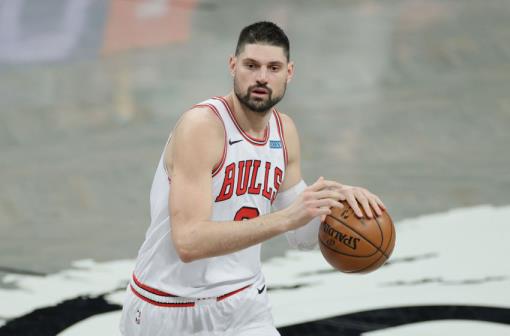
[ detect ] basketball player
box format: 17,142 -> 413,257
120,21 -> 385,336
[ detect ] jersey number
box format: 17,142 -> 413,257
234,206 -> 260,221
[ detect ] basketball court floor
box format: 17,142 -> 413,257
1,0 -> 509,334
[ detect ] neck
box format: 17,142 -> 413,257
226,92 -> 272,136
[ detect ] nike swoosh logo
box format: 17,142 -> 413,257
229,139 -> 243,145
257,285 -> 266,294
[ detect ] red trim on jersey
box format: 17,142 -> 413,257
213,96 -> 269,146
193,103 -> 228,177
273,109 -> 288,168
216,284 -> 251,301
130,285 -> 196,307
130,281 -> 252,308
132,273 -> 177,297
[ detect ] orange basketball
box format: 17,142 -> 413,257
319,201 -> 395,273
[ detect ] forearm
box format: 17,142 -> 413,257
172,210 -> 291,262
273,180 -> 321,250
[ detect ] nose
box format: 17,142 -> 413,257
256,67 -> 268,84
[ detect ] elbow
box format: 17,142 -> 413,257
173,239 -> 196,263
172,229 -> 197,263
177,250 -> 195,263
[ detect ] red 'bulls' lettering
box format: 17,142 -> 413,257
272,167 -> 283,203
215,163 -> 235,202
262,162 -> 272,200
215,160 -> 283,203
236,160 -> 252,196
248,160 -> 262,195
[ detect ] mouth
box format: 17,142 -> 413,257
251,87 -> 270,96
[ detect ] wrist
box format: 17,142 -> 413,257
275,208 -> 293,233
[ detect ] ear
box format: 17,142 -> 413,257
228,55 -> 236,77
286,61 -> 295,83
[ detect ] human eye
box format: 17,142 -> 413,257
269,63 -> 282,72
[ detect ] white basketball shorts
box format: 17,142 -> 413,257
119,273 -> 280,336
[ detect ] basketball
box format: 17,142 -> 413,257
319,201 -> 395,273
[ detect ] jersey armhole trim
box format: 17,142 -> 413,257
163,134 -> 173,183
193,103 -> 227,177
273,108 -> 288,168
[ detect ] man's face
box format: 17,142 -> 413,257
230,43 -> 294,114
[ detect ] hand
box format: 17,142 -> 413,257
283,177 -> 344,230
334,184 -> 386,219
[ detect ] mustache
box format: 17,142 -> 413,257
248,84 -> 272,94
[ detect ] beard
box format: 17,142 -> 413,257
234,79 -> 286,114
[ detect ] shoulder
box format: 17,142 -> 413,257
169,105 -> 226,150
275,111 -> 299,144
274,110 -> 300,162
166,105 -> 225,172
275,111 -> 299,139
177,105 -> 225,135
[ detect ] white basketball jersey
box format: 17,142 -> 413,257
132,96 -> 287,298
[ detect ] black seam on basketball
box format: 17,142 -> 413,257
328,214 -> 383,252
344,251 -> 387,274
328,214 -> 389,258
328,215 -> 384,254
384,217 -> 395,257
382,222 -> 395,257
373,215 -> 386,251
319,238 -> 379,258
373,215 -> 391,259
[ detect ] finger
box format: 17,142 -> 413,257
346,193 -> 363,218
356,191 -> 373,219
314,190 -> 344,202
367,195 -> 382,216
308,176 -> 326,192
309,178 -> 343,192
313,199 -> 344,210
337,192 -> 346,201
375,195 -> 387,210
315,206 -> 332,218
323,180 -> 344,190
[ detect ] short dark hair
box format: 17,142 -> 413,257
235,21 -> 290,61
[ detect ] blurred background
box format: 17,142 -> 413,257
0,0 -> 509,321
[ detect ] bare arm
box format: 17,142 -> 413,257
168,107 -> 343,263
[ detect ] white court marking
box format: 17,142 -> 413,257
0,205 -> 509,335
363,320 -> 510,336
58,311 -> 121,336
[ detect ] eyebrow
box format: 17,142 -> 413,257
242,58 -> 284,66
